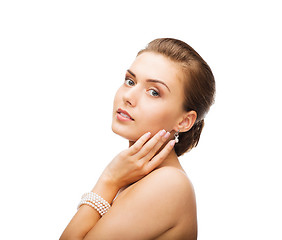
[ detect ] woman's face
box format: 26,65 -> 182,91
112,51 -> 186,142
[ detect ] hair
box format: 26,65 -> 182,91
137,38 -> 216,156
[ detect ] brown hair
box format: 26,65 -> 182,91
138,38 -> 215,156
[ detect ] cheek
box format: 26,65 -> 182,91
141,106 -> 177,133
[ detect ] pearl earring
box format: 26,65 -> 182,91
174,130 -> 179,143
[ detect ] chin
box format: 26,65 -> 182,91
111,124 -> 155,142
111,124 -> 140,142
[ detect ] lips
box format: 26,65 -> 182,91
117,108 -> 134,120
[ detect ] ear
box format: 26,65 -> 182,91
175,111 -> 197,133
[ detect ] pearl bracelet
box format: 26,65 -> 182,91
77,192 -> 111,217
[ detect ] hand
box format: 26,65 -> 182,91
100,130 -> 175,189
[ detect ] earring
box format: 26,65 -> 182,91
174,130 -> 179,143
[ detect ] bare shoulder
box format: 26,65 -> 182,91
141,167 -> 197,239
145,166 -> 194,193
136,166 -> 195,200
92,166 -> 197,240
117,166 -> 196,224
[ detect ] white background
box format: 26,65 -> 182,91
0,0 -> 281,239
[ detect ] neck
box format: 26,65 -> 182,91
156,148 -> 182,170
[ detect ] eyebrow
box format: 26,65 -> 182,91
127,69 -> 171,92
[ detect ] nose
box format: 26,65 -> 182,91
122,86 -> 139,107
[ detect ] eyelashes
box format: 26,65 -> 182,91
148,89 -> 160,97
124,78 -> 135,86
124,77 -> 160,97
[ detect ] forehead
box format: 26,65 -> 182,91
130,52 -> 183,90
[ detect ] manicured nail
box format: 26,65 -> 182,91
164,131 -> 170,139
170,140 -> 176,147
145,132 -> 151,137
159,129 -> 166,137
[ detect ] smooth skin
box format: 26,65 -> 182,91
60,52 -> 198,240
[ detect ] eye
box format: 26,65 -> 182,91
148,89 -> 160,97
124,78 -> 135,86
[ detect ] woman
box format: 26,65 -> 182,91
60,38 -> 215,240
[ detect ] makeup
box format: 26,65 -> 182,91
116,108 -> 134,121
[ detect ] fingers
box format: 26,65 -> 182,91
128,129 -> 174,168
129,130 -> 166,156
145,140 -> 176,173
137,130 -> 171,161
128,132 -> 152,155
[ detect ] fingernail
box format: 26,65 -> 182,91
164,131 -> 170,139
170,140 -> 176,147
159,129 -> 166,137
145,132 -> 151,137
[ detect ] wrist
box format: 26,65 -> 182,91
91,174 -> 120,204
